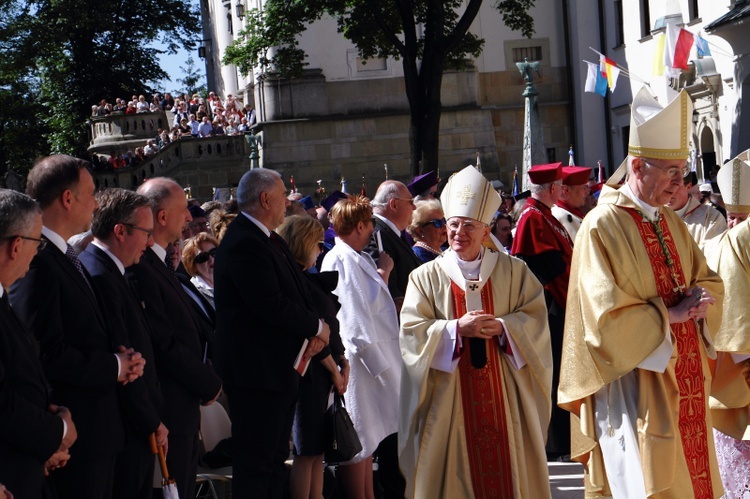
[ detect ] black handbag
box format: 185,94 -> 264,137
324,392 -> 363,463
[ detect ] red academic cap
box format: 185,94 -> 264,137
528,163 -> 563,184
561,166 -> 592,186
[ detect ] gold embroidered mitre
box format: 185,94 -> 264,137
628,87 -> 692,160
440,166 -> 501,225
717,149 -> 750,213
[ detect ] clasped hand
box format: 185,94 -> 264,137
457,310 -> 502,340
116,345 -> 146,384
668,286 -> 716,324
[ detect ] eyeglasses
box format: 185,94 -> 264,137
4,235 -> 46,249
645,161 -> 690,180
122,223 -> 153,238
195,247 -> 217,264
447,220 -> 487,233
395,197 -> 416,205
188,221 -> 209,231
421,218 -> 447,229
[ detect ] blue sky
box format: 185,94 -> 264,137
152,44 -> 207,95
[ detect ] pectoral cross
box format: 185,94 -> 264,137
673,283 -> 686,294
468,283 -> 478,291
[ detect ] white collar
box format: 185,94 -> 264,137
41,226 -> 68,254
374,214 -> 401,237
91,240 -> 125,275
242,212 -> 271,238
621,182 -> 660,222
454,249 -> 483,280
151,243 -> 168,264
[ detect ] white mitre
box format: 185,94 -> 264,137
606,87 -> 693,187
717,149 -> 750,214
440,165 -> 501,225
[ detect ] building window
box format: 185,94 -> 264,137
227,13 -> 233,35
688,0 -> 699,21
640,0 -> 651,38
614,0 -> 625,47
504,38 -> 550,71
512,46 -> 542,63
346,49 -> 391,79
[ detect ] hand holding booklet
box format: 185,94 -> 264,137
294,339 -> 311,376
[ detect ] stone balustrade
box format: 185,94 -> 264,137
91,133 -> 256,199
88,111 -> 171,155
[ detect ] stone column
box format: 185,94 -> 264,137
516,58 -> 548,191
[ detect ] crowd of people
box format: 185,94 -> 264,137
2,83 -> 750,499
89,91 -> 257,171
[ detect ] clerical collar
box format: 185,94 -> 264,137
621,182 -> 660,222
673,200 -> 689,218
374,214 -> 400,237
151,243 -> 168,264
41,226 -> 67,254
0,284 -> 4,298
242,211 -> 271,238
92,240 -> 125,275
454,248 -> 483,280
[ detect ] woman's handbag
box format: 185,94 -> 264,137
324,392 -> 363,463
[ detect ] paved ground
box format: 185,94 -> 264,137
549,460 -> 585,499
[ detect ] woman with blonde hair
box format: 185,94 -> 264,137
406,199 -> 447,263
276,215 -> 348,499
182,232 -> 219,308
321,195 -> 399,499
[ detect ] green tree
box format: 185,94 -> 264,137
223,0 -> 535,175
175,55 -> 208,97
0,0 -> 201,165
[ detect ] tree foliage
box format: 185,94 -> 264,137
175,55 -> 208,97
224,0 -> 535,174
0,0 -> 201,172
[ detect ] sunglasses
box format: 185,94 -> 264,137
421,218 -> 447,229
195,248 -> 217,264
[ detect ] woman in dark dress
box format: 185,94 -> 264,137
276,215 -> 349,499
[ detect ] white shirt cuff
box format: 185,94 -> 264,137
497,319 -> 526,370
62,419 -> 67,440
637,325 -> 672,372
114,353 -> 122,378
316,319 -> 324,336
431,320 -> 461,373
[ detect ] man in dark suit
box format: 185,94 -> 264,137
364,179 -> 419,499
0,189 -> 77,499
214,168 -> 330,499
366,180 -> 420,305
78,188 -> 167,499
129,177 -> 222,498
10,155 -> 145,499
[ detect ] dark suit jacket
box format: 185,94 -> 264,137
214,214 -> 320,393
79,244 -> 163,440
127,247 -> 222,436
9,239 -> 125,460
0,295 -> 62,499
365,217 -> 421,300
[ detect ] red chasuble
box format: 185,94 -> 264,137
623,207 -> 713,499
450,280 -> 514,499
510,197 -> 573,308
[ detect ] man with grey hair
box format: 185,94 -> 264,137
79,188 -> 167,499
510,162 -> 573,461
366,180 -> 420,303
215,168 -> 330,499
0,189 -> 77,498
128,177 -> 222,498
11,154 -> 145,498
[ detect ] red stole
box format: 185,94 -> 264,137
623,207 -> 713,499
450,280 -> 514,499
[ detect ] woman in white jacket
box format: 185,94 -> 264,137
321,195 -> 399,499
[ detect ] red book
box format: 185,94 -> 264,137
294,339 -> 311,376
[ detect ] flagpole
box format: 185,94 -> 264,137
588,48 -> 651,87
